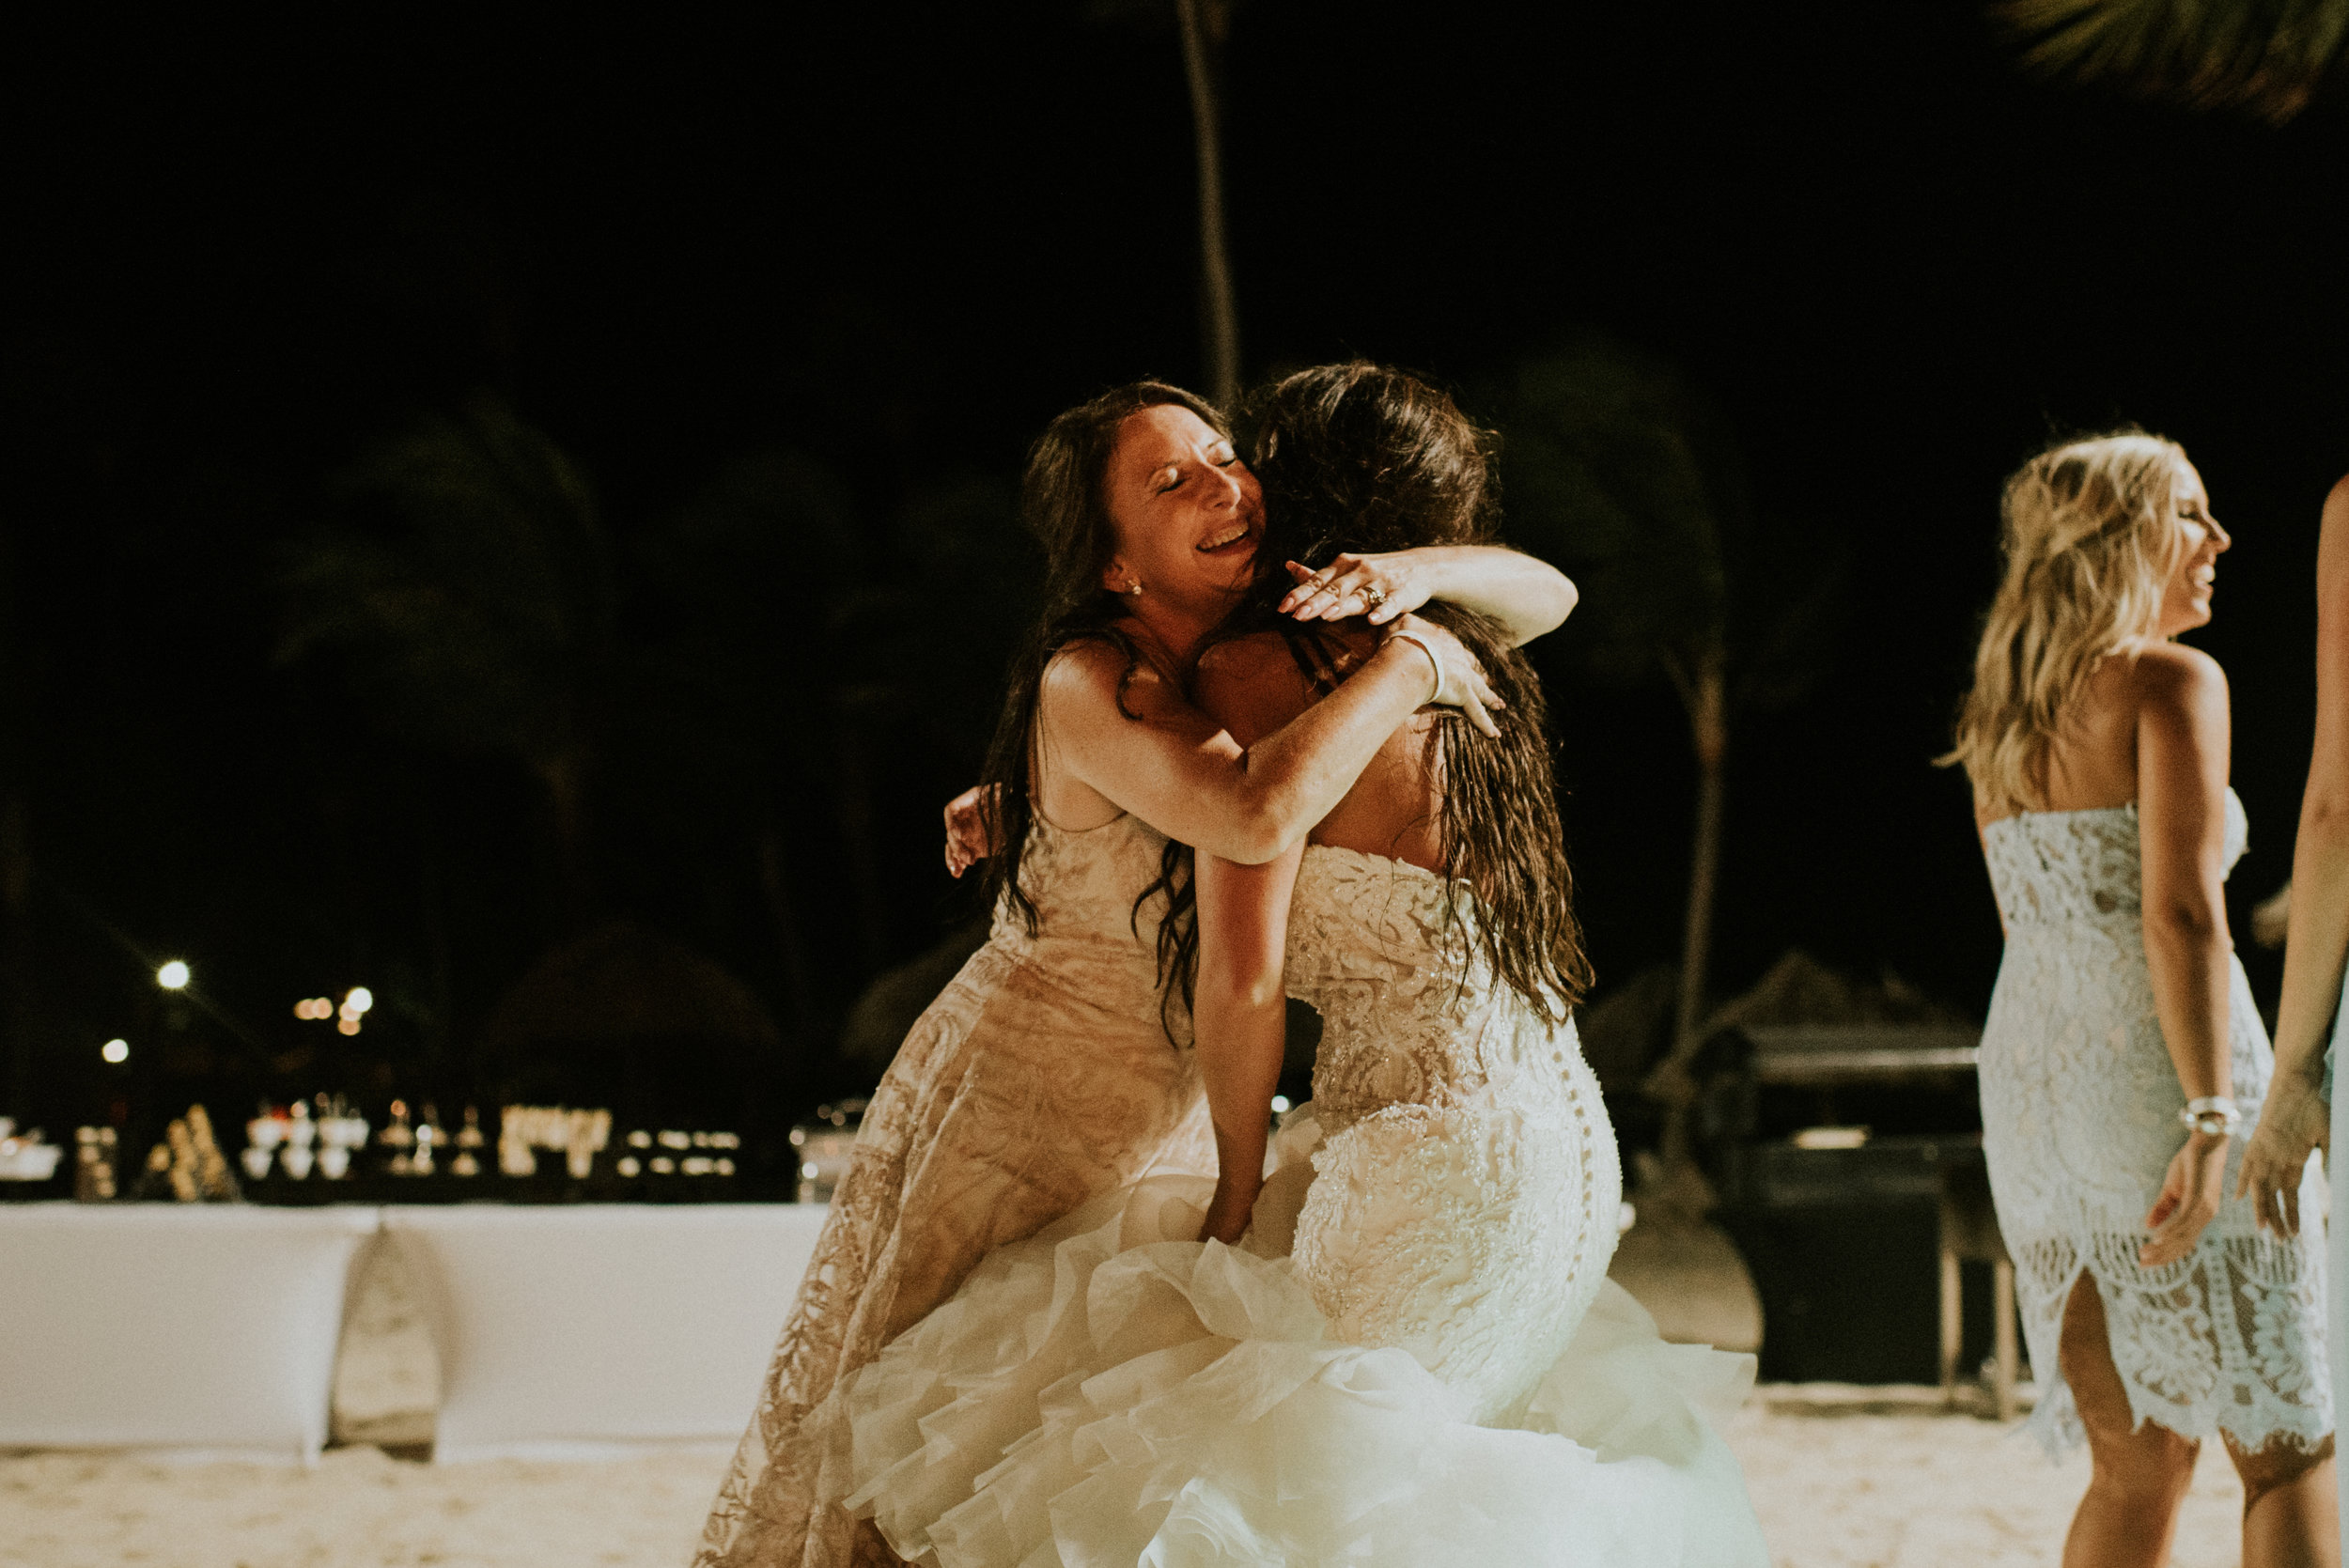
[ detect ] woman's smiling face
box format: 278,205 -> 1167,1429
2156,458 -> 2230,637
1098,403 -> 1263,609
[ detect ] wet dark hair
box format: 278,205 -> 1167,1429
1157,361 -> 1593,1021
974,380 -> 1227,941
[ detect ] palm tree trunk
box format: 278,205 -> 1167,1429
1657,651 -> 1728,1170
1174,0 -> 1240,410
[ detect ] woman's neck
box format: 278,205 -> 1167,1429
1120,593 -> 1233,677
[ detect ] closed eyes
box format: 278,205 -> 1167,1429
1156,449 -> 1238,493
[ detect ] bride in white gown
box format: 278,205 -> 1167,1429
817,365 -> 1766,1567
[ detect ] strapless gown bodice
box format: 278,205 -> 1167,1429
989,811 -> 1182,1023
1980,787 -> 2247,930
1283,846 -> 1593,1137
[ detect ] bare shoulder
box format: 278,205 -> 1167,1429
2130,640 -> 2227,698
2127,641 -> 2229,728
1040,635 -> 1171,716
1194,632 -> 1316,747
2318,475 -> 2349,579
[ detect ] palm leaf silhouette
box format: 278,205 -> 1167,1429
1996,0 -> 2349,121
278,395 -> 615,915
1500,336 -> 1837,1170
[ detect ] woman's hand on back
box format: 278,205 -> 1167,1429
941,784 -> 1000,877
1382,613 -> 1504,738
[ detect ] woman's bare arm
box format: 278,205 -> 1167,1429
1277,546 -> 1577,646
2239,474 -> 2349,1232
1192,845 -> 1305,1244
1187,635 -> 1327,1242
2133,641 -> 2235,1266
1041,615 -> 1481,865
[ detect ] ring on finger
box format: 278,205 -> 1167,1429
1363,585 -> 1389,609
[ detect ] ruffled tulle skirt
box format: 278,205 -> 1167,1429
823,1174 -> 1767,1567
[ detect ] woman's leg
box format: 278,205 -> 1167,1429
2224,1429 -> 2338,1568
2059,1270 -> 2201,1568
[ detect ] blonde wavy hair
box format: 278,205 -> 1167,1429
1942,431 -> 2191,815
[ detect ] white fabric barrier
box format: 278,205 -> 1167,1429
382,1203 -> 827,1463
0,1203 -> 381,1462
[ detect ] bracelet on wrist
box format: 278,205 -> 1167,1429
2178,1095 -> 2242,1138
1381,628 -> 1444,703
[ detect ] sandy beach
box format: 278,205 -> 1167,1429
1,1389 -> 2254,1568
1,1219 -> 2259,1567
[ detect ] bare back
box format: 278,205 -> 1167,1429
1975,642 -> 2223,828
1192,627 -> 1445,873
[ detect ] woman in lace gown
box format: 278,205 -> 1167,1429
1946,433 -> 2335,1567
697,380 -> 1576,1568
825,365 -> 1767,1566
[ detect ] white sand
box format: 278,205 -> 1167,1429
2,1230 -> 2262,1566
0,1392 -> 2254,1568
1726,1389 -> 2248,1568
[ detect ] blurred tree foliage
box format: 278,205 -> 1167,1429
1496,335 -> 1838,1167
276,395 -> 615,924
278,393 -> 1038,1110
1995,0 -> 2347,122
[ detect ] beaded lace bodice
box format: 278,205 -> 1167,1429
988,812 -> 1178,1025
1279,846 -> 1618,1422
1981,788 -> 2248,930
1974,787 -> 2329,1456
1283,846 -> 1588,1136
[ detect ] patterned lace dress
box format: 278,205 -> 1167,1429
1979,789 -> 2330,1457
823,846 -> 1769,1567
696,814 -> 1214,1568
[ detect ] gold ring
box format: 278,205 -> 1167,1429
1363,585 -> 1389,608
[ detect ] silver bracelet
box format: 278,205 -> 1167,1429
1382,629 -> 1444,704
2179,1095 -> 2242,1138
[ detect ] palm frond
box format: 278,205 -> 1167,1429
276,396 -> 613,765
1997,0 -> 2349,122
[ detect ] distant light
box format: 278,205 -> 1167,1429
344,986 -> 374,1016
294,998 -> 334,1020
156,960 -> 191,990
1269,1095 -> 1291,1114
101,1038 -> 130,1064
335,1018 -> 361,1037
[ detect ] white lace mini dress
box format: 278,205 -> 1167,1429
1980,790 -> 2330,1456
823,846 -> 1769,1566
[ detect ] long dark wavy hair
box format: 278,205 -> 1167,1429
974,380 -> 1228,942
1153,361 -> 1593,1022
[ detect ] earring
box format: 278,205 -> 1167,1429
1126,581 -> 1144,596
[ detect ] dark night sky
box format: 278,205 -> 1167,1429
7,2 -> 2346,1132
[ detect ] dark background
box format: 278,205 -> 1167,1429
6,2 -> 2344,1176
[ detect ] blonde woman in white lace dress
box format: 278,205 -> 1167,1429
1948,432 -> 2335,1568
824,366 -> 1766,1566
